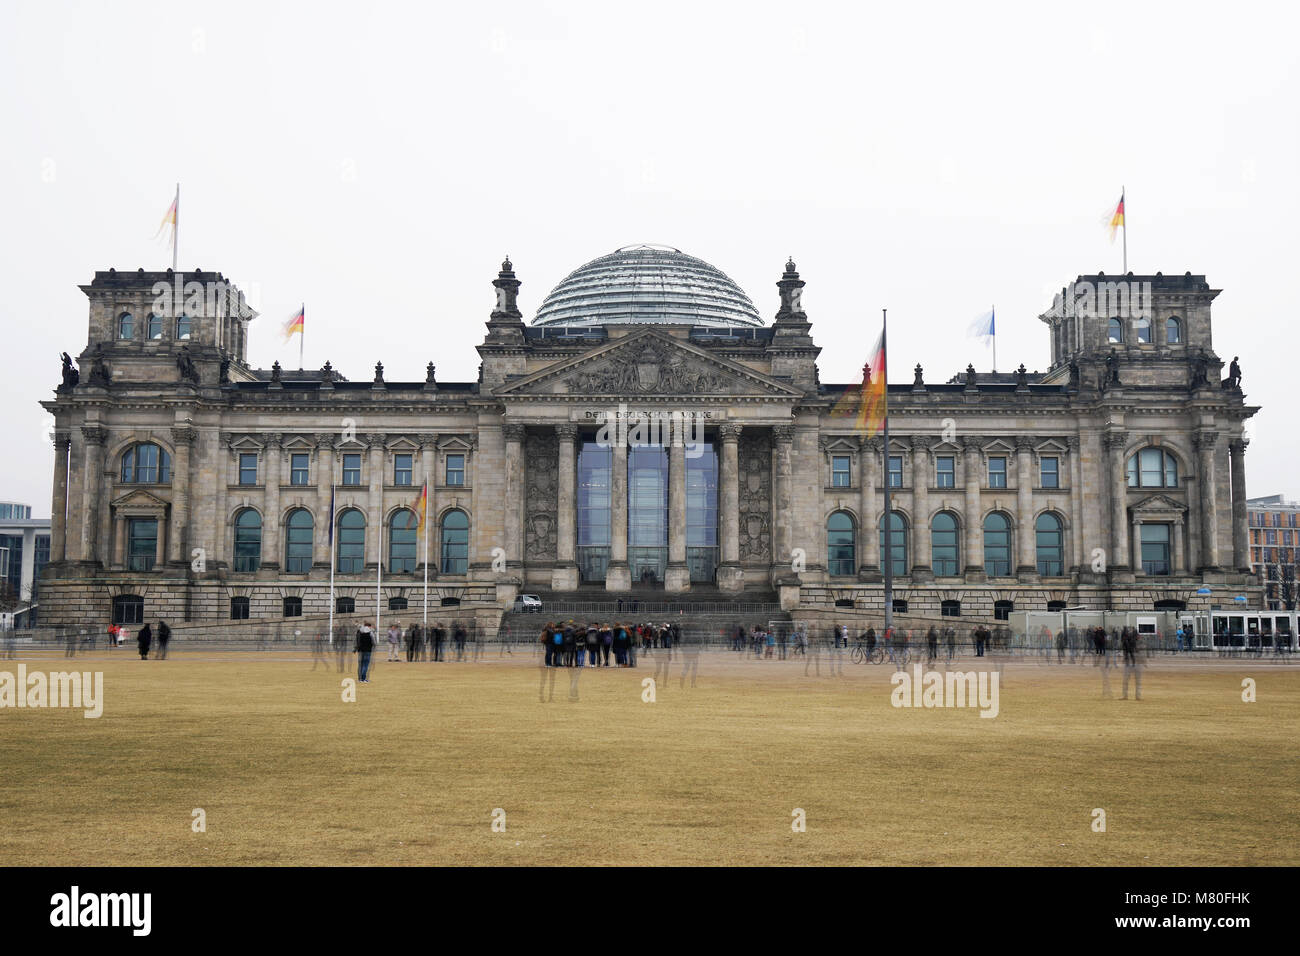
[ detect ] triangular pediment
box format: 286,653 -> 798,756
1132,493 -> 1187,515
112,488 -> 169,510
497,329 -> 800,398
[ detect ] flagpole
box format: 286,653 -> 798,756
991,305 -> 997,373
1121,186 -> 1128,274
376,481 -> 384,639
882,308 -> 893,636
172,183 -> 179,272
299,303 -> 304,371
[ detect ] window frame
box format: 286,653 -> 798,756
830,455 -> 851,488
1040,456 -> 1059,489
230,596 -> 250,620
341,453 -> 362,486
290,453 -> 310,486
238,452 -> 258,486
935,455 -> 955,489
445,453 -> 466,487
988,456 -> 1007,489
393,453 -> 414,487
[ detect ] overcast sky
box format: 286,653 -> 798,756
2,0 -> 1297,516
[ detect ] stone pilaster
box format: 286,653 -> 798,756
313,433 -> 335,568
717,423 -> 744,592
1105,431 -> 1131,571
420,434 -> 438,577
1195,431 -> 1220,571
770,424 -> 794,584
664,419 -> 690,593
910,435 -> 932,580
1015,436 -> 1037,579
1066,436 -> 1083,572
858,436 -> 880,580
961,436 -> 985,581
168,425 -> 196,565
366,433 -> 385,570
503,424 -> 525,572
263,433 -> 283,570
553,424 -> 580,591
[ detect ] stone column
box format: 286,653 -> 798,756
961,436 -> 984,580
113,514 -> 127,569
503,424 -> 525,571
420,435 -> 438,577
858,437 -> 880,579
167,426 -> 194,566
770,425 -> 794,583
553,424 -> 580,591
717,423 -> 744,592
1015,437 -> 1036,577
1173,517 -> 1186,574
1066,436 -> 1083,572
367,433 -> 385,570
910,435 -> 932,579
313,434 -> 335,568
605,432 -> 630,591
661,418 -> 688,593
154,515 -> 166,569
79,425 -> 108,565
50,432 -> 70,563
1131,514 -> 1144,574
262,434 -> 283,570
1106,432 -> 1131,570
1195,431 -> 1220,570
1230,438 -> 1249,571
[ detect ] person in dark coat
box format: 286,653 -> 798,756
137,623 -> 152,660
157,620 -> 171,660
355,622 -> 375,682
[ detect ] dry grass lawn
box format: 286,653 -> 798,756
1,648 -> 1296,865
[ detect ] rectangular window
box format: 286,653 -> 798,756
1265,530 -> 1277,545
394,454 -> 413,486
1140,524 -> 1171,576
445,454 -> 465,486
831,455 -> 851,487
127,518 -> 158,572
988,457 -> 1007,488
1040,456 -> 1059,488
283,596 -> 302,617
342,453 -> 362,486
238,453 -> 258,486
290,453 -> 309,485
887,455 -> 903,488
230,597 -> 250,620
936,456 -> 955,488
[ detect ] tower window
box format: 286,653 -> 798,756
1166,316 -> 1182,344
1108,318 -> 1124,343
118,312 -> 134,339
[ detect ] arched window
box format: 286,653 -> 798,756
983,512 -> 1012,577
1108,318 -> 1124,343
932,512 -> 959,576
1166,316 -> 1182,344
879,511 -> 908,578
389,509 -> 417,573
147,313 -> 163,339
1035,512 -> 1064,576
388,596 -> 408,611
118,312 -> 134,339
826,511 -> 856,576
233,509 -> 262,572
176,314 -> 193,340
1126,447 -> 1178,488
1134,316 -> 1152,343
440,509 -> 469,575
121,443 -> 172,483
284,509 -> 313,573
112,594 -> 144,625
336,509 -> 366,573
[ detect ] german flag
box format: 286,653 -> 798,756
1108,192 -> 1125,242
829,329 -> 886,436
407,482 -> 428,535
281,305 -> 304,343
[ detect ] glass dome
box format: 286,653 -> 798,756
532,244 -> 763,328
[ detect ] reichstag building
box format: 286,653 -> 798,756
39,244 -> 1260,630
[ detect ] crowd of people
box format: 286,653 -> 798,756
537,621 -> 683,667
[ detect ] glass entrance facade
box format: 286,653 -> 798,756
686,442 -> 718,582
576,440 -> 611,582
628,445 -> 668,584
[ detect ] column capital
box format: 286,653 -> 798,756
1229,437 -> 1248,455
315,433 -> 336,449
170,425 -> 197,446
80,424 -> 108,446
1065,435 -> 1080,451
53,430 -> 72,448
503,423 -> 526,443
1193,430 -> 1218,451
859,436 -> 882,453
1015,436 -> 1036,453
262,432 -> 283,449
419,433 -> 440,450
366,432 -> 387,449
719,423 -> 743,442
910,434 -> 932,452
772,424 -> 795,444
1104,431 -> 1128,451
959,435 -> 984,453
554,423 -> 578,440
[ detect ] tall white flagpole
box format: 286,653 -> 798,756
991,305 -> 997,373
1121,186 -> 1128,274
376,480 -> 384,638
172,183 -> 179,272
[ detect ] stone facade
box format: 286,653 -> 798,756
37,259 -> 1261,630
